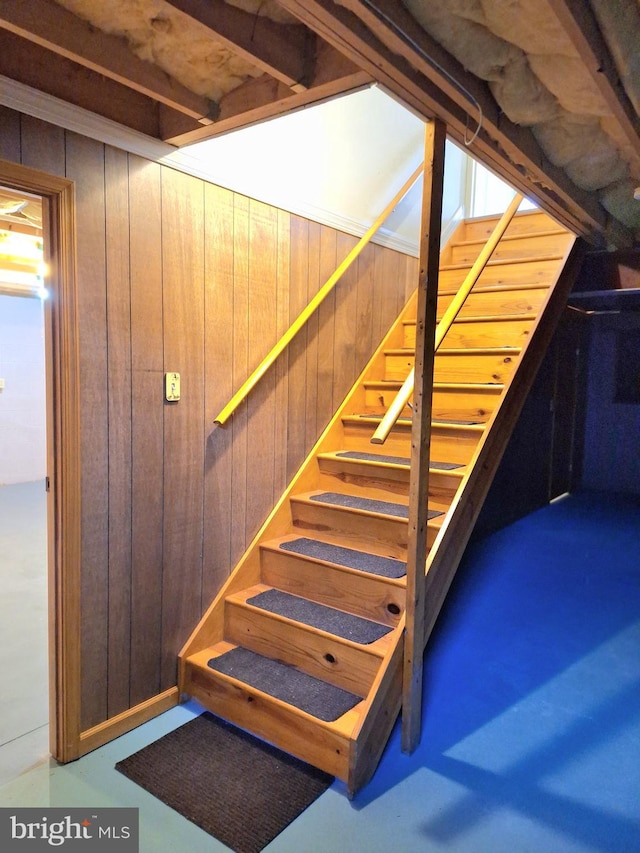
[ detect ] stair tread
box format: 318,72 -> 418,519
243,587 -> 392,645
405,313 -> 537,324
275,536 -> 407,579
329,450 -> 463,471
344,414 -> 485,432
437,282 -> 551,296
309,491 -> 412,519
385,346 -> 522,355
365,380 -> 504,392
206,645 -> 363,722
295,489 -> 444,523
441,252 -> 565,272
452,228 -> 567,248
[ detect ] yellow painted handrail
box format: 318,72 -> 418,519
214,163 -> 425,426
371,192 -> 524,445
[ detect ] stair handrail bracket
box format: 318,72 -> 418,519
213,163 -> 425,427
370,192 -> 524,446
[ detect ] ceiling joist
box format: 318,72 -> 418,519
0,29 -> 185,139
546,0 -> 640,173
0,0 -> 215,123
164,0 -> 314,93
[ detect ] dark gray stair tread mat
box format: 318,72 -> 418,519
336,450 -> 410,466
207,646 -> 361,722
310,491 -> 443,521
310,491 -> 409,518
335,451 -> 462,470
246,588 -> 391,644
356,414 -> 411,423
357,415 -> 479,426
432,419 -> 480,426
279,537 -> 407,579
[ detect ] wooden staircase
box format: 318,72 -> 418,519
179,207 -> 579,795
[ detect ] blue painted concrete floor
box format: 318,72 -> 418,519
1,490 -> 639,852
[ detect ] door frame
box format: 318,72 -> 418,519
0,159 -> 81,762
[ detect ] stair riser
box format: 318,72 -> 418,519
432,387 -> 499,423
318,457 -> 410,499
317,459 -> 461,504
439,258 -> 560,290
364,385 -> 500,421
403,318 -> 533,350
341,421 -> 482,465
384,351 -> 518,384
318,454 -> 410,486
289,498 -> 413,558
260,546 -> 406,628
185,663 -> 353,780
224,601 -> 381,696
436,286 -> 549,318
450,232 -> 573,265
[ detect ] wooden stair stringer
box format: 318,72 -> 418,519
420,237 -> 585,653
348,619 -> 405,795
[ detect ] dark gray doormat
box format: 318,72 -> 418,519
115,712 -> 333,853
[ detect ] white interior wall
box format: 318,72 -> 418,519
193,86 -> 426,252
190,86 -> 471,254
0,295 -> 46,485
470,159 -> 536,217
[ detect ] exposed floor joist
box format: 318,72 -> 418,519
0,30 -> 174,139
0,0 -> 214,123
164,0 -> 313,93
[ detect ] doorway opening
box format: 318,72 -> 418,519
0,161 -> 82,777
0,187 -> 49,784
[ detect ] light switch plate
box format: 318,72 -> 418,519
165,372 -> 180,402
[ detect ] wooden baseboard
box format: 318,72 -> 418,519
77,687 -> 180,758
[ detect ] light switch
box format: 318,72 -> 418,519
165,372 -> 180,402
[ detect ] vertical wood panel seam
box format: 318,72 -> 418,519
159,164 -> 165,697
125,153 -> 134,709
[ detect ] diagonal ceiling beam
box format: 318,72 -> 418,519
0,0 -> 215,122
164,0 -> 313,93
277,0 -> 610,241
546,0 -> 640,172
163,43 -> 371,145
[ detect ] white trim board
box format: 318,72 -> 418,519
0,76 -> 421,256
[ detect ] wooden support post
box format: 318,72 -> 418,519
402,118 -> 446,754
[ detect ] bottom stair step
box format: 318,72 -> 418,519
279,537 -> 407,579
246,588 -> 392,644
207,646 -> 362,722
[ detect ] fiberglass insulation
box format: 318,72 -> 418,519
404,0 -> 640,234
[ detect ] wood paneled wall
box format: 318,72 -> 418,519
0,107 -> 418,731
